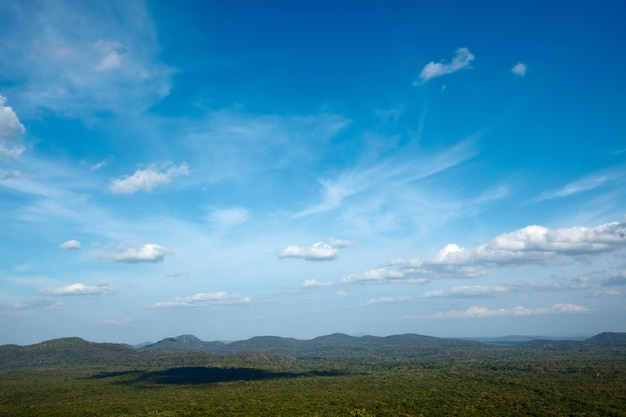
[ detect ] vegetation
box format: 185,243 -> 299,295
0,333 -> 624,416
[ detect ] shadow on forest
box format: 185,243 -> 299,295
90,366 -> 347,385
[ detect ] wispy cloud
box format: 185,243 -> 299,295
109,163 -> 189,194
207,207 -> 249,231
297,138 -> 477,217
532,166 -> 625,202
152,291 -> 251,308
0,0 -> 174,117
434,303 -> 589,318
107,243 -> 171,263
278,238 -> 355,261
417,47 -> 475,83
59,240 -> 81,250
422,285 -> 508,298
511,62 -> 527,77
40,282 -> 113,295
0,298 -> 61,310
365,296 -> 410,305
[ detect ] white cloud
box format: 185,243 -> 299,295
90,161 -> 107,171
40,282 -> 113,295
0,95 -> 25,141
342,267 -> 415,284
109,163 -> 189,194
0,95 -> 26,159
427,217 -> 626,267
421,285 -> 508,298
152,291 -> 251,308
340,216 -> 626,286
59,240 -> 81,250
418,47 -> 475,82
435,303 -> 589,318
303,279 -> 322,288
108,243 -> 171,263
278,238 -> 354,261
511,62 -> 527,77
278,242 -> 338,261
366,296 -> 410,305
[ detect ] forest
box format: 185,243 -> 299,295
0,333 -> 625,416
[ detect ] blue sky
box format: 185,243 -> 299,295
1,0 -> 625,345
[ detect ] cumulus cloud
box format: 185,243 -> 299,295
152,291 -> 251,308
108,243 -> 171,263
427,218 -> 626,267
435,303 -> 589,318
511,62 -> 527,77
421,285 -> 508,298
341,217 -> 626,285
0,95 -> 26,159
40,282 -> 113,295
109,163 -> 189,194
303,279 -> 322,288
418,47 -> 475,83
278,238 -> 355,261
59,240 -> 81,250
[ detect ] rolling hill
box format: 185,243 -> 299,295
1,332 -> 624,368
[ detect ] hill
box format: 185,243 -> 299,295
1,332 -> 624,368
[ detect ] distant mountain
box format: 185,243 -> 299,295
583,332 -> 626,346
2,332 -> 624,368
139,334 -> 225,351
0,337 -> 137,368
462,335 -> 587,345
517,332 -> 626,354
139,332 -> 486,359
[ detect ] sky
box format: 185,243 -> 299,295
1,0 -> 625,345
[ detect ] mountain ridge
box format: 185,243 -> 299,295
1,332 -> 624,369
